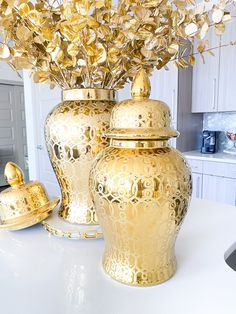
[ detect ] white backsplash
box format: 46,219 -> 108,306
203,112 -> 236,151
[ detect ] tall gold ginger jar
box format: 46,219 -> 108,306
90,70 -> 192,286
45,89 -> 116,230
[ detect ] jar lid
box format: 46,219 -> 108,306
106,69 -> 179,140
0,162 -> 59,230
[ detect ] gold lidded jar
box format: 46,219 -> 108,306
0,162 -> 59,230
45,88 -> 116,237
90,70 -> 192,286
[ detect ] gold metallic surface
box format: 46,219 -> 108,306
0,162 -> 59,230
4,162 -> 25,187
0,198 -> 59,231
45,89 -> 116,227
111,139 -> 168,149
42,207 -> 103,240
131,68 -> 151,99
90,70 -> 192,286
0,0 -> 232,90
106,70 -> 178,140
63,89 -> 116,101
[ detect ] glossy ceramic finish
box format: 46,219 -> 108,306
106,71 -> 178,141
90,141 -> 191,286
90,70 -> 192,286
0,199 -> 235,314
0,162 -> 59,230
0,198 -> 59,231
45,89 -> 116,226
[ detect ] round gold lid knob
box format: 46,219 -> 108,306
131,68 -> 151,99
4,162 -> 25,187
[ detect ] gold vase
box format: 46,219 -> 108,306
45,88 -> 116,229
90,70 -> 192,286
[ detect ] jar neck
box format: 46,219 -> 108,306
62,88 -> 116,101
110,139 -> 169,149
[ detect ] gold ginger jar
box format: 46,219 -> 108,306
90,70 -> 192,286
45,89 -> 116,227
0,162 -> 59,230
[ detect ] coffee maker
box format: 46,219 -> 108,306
201,130 -> 219,154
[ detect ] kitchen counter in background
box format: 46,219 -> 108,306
0,199 -> 235,314
184,150 -> 236,164
183,151 -> 236,205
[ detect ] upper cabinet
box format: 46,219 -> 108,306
192,17 -> 236,113
150,66 -> 203,152
192,28 -> 220,113
150,65 -> 178,126
218,17 -> 236,112
150,67 -> 178,149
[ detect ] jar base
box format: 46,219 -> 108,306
58,204 -> 98,225
103,256 -> 177,287
42,206 -> 103,240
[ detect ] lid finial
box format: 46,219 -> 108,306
4,162 -> 25,187
131,69 -> 151,99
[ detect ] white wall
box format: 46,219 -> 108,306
23,70 -> 39,180
0,61 -> 23,84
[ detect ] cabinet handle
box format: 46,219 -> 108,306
172,89 -> 176,120
212,78 -> 217,110
196,176 -> 200,198
36,145 -> 43,150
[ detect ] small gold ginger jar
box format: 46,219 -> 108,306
0,162 -> 59,230
90,70 -> 192,286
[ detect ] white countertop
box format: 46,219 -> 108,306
184,150 -> 236,164
0,198 -> 236,314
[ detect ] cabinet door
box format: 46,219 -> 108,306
202,174 -> 236,206
23,71 -> 61,196
191,172 -> 202,199
218,17 -> 236,112
0,85 -> 17,186
150,66 -> 178,124
150,66 -> 178,148
192,28 -> 220,113
0,85 -> 29,186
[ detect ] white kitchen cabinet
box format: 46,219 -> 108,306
185,153 -> 236,206
218,17 -> 236,112
150,66 -> 178,148
202,174 -> 236,206
192,28 -> 220,113
191,172 -> 203,199
150,66 -> 202,152
192,16 -> 236,113
187,158 -> 203,173
150,65 -> 178,126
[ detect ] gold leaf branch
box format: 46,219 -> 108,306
0,0 -> 235,90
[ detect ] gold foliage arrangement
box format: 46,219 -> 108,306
0,0 -> 234,89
